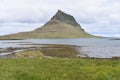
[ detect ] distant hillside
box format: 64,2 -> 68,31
0,10 -> 99,39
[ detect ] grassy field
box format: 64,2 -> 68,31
0,58 -> 120,80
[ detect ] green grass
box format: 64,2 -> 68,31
0,58 -> 120,80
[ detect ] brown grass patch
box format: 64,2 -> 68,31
39,44 -> 80,58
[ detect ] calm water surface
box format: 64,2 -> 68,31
0,38 -> 120,58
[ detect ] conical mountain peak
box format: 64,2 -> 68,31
56,10 -> 64,14
50,10 -> 80,26
0,10 -> 98,39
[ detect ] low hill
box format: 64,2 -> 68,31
0,10 -> 98,39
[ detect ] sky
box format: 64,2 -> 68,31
0,0 -> 120,37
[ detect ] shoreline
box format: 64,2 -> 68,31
0,44 -> 82,58
0,44 -> 120,59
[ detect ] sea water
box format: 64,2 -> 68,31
0,38 -> 120,58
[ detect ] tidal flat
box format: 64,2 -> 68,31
0,44 -> 82,58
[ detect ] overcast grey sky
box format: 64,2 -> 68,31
0,0 -> 120,37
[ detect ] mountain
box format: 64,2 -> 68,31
0,10 -> 98,39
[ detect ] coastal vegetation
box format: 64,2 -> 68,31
0,58 -> 120,80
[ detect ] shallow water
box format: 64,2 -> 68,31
0,38 -> 120,58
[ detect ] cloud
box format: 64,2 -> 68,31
0,22 -> 43,35
0,0 -> 120,37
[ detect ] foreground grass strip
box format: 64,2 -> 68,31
0,58 -> 120,80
